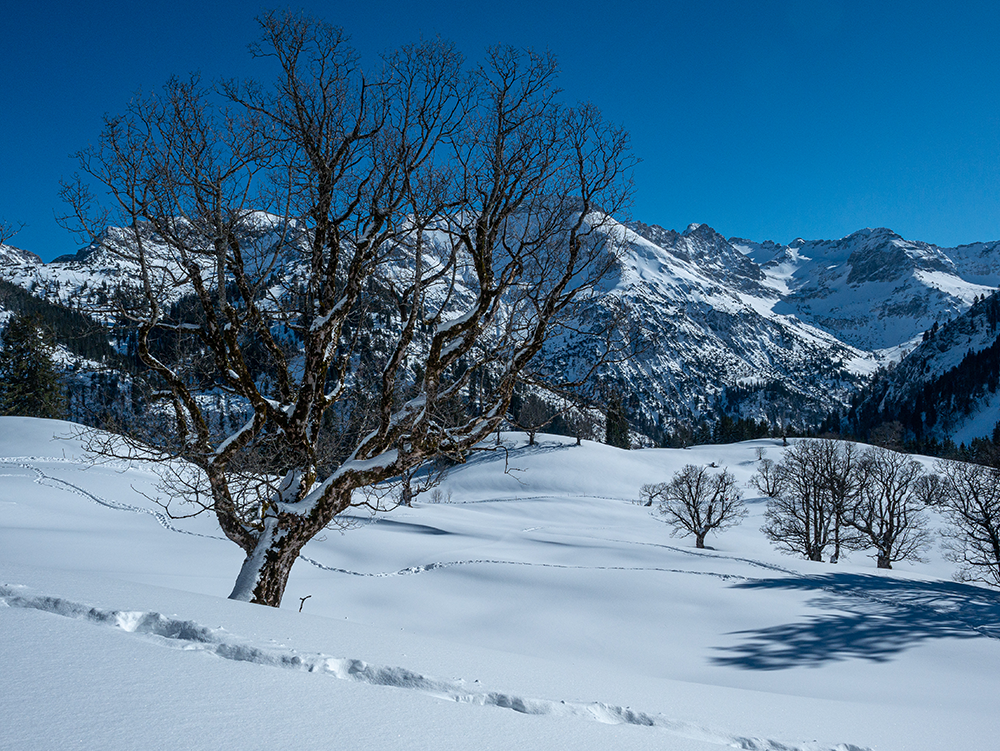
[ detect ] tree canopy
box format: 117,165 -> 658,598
62,10 -> 635,607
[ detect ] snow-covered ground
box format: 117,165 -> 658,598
2,417 -> 998,750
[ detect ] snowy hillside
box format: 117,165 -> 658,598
0,243 -> 40,266
3,417 -> 999,750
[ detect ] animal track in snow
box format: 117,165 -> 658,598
0,460 -> 225,542
299,554 -> 755,582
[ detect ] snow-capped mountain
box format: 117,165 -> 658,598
3,219 -> 1000,440
0,243 -> 40,266
551,221 -> 998,438
733,228 -> 999,352
849,292 -> 1000,445
554,220 -> 874,436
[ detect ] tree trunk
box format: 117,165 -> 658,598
695,532 -> 706,549
876,553 -> 892,569
228,515 -> 313,607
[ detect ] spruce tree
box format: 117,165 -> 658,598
605,394 -> 630,449
0,313 -> 65,419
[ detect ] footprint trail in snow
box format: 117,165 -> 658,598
0,584 -> 871,751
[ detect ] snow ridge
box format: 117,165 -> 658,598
0,584 -> 870,751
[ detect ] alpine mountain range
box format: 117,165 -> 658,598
2,216 -> 999,446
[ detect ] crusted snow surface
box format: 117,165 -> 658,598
3,417 -> 1000,750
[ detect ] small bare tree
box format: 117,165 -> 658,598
935,458 -> 1000,586
750,457 -> 784,498
514,393 -> 555,446
847,446 -> 929,569
565,407 -> 596,445
761,440 -> 836,561
913,472 -> 947,508
641,464 -> 746,548
0,218 -> 25,247
63,11 -> 635,607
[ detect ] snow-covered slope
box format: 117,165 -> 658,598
3,417 -> 1000,750
532,221 -> 1000,434
0,242 -> 40,266
849,292 -> 1000,443
567,221 -> 877,433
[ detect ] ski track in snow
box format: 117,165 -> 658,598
0,584 -> 870,751
6,457 -> 998,643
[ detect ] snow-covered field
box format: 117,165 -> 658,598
2,417 -> 998,750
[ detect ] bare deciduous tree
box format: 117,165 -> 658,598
63,11 -> 635,607
847,446 -> 929,569
935,458 -> 1000,586
763,439 -> 931,569
761,440 -> 837,561
814,438 -> 866,563
565,407 -> 597,445
641,464 -> 746,548
514,392 -> 556,446
0,218 -> 25,247
750,456 -> 784,498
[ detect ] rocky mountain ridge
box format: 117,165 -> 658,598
2,219 -> 999,442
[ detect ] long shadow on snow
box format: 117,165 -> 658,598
712,573 -> 1000,670
363,518 -> 455,535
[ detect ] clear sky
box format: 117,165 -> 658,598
3,0 -> 1000,261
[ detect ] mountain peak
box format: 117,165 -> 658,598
845,227 -> 899,243
0,243 -> 41,265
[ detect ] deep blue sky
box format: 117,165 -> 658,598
4,1 -> 1000,260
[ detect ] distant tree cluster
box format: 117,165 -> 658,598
755,440 -> 930,568
0,313 -> 65,419
748,438 -> 1000,582
635,437 -> 1000,583
510,389 -> 598,447
0,280 -> 119,364
658,413 -> 778,449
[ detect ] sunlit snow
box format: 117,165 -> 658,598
2,417 -> 999,750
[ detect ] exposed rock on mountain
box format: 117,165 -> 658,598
3,219 -> 1000,442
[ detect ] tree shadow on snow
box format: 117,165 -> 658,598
712,573 -> 1000,670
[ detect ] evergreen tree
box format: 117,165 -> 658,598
0,313 -> 65,419
605,394 -> 630,449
